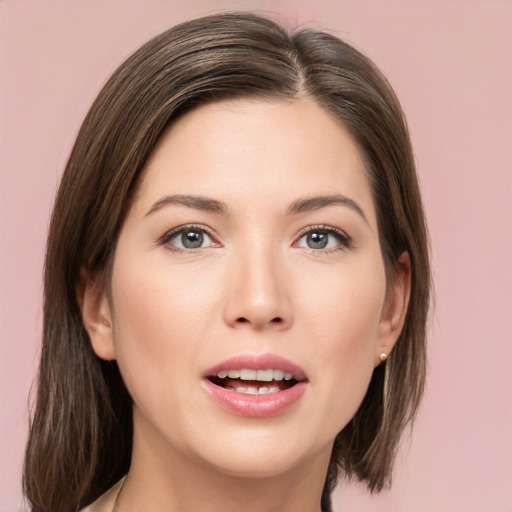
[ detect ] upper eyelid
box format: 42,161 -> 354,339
159,223 -> 351,246
295,224 -> 349,239
160,224 -> 219,244
293,225 -> 353,252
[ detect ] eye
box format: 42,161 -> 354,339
161,225 -> 218,251
295,226 -> 351,251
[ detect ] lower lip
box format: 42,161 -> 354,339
202,379 -> 307,418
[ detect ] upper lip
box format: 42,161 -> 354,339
203,353 -> 308,382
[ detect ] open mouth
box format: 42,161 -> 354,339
203,356 -> 308,417
208,368 -> 301,395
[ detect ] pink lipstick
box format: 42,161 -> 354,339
202,353 -> 308,418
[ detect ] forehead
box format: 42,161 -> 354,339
135,98 -> 376,222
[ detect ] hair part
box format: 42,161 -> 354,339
24,12 -> 430,512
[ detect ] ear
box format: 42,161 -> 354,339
375,252 -> 411,367
77,268 -> 116,360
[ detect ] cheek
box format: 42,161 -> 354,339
297,258 -> 386,353
112,252 -> 219,341
295,259 -> 386,427
108,256 -> 219,410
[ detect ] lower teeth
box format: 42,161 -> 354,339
228,386 -> 281,395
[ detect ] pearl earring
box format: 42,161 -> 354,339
379,353 -> 387,363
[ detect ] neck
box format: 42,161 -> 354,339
117,414 -> 331,512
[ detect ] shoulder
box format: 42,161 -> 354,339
80,477 -> 125,512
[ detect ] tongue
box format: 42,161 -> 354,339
222,378 -> 290,391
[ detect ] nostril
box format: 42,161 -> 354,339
235,316 -> 283,325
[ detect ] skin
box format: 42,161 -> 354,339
80,97 -> 410,512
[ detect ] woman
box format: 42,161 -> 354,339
23,12 -> 430,512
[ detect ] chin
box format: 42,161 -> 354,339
185,426 -> 334,480
205,450 -> 314,480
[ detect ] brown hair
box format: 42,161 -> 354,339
23,12 -> 430,512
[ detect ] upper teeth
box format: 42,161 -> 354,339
217,369 -> 293,381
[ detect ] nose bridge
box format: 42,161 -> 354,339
223,235 -> 291,330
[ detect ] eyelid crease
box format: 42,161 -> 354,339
293,224 -> 353,252
295,224 -> 349,239
159,223 -> 220,248
157,223 -> 354,253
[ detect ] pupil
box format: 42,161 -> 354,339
308,232 -> 328,249
182,230 -> 203,248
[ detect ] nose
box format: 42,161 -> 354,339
223,246 -> 293,331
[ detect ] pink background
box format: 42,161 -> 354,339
1,1 -> 511,510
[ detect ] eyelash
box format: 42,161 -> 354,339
294,225 -> 352,253
159,224 -> 352,253
159,224 -> 219,254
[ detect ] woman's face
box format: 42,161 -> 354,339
85,98 -> 408,479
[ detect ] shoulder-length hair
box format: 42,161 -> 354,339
23,12 -> 430,512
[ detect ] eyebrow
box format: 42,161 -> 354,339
145,193 -> 368,224
146,194 -> 229,216
287,194 -> 369,225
